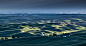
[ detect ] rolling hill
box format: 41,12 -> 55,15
0,14 -> 86,46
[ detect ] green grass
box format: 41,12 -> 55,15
0,36 -> 86,46
0,18 -> 86,37
0,16 -> 86,46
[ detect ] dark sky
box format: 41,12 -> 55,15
0,0 -> 86,13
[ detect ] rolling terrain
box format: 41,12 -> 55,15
0,14 -> 86,46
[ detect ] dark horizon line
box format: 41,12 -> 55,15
0,13 -> 86,15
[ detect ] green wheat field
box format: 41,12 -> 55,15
0,14 -> 86,46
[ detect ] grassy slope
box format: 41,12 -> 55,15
0,36 -> 86,46
0,17 -> 86,37
0,15 -> 86,46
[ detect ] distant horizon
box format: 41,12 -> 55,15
0,12 -> 86,14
